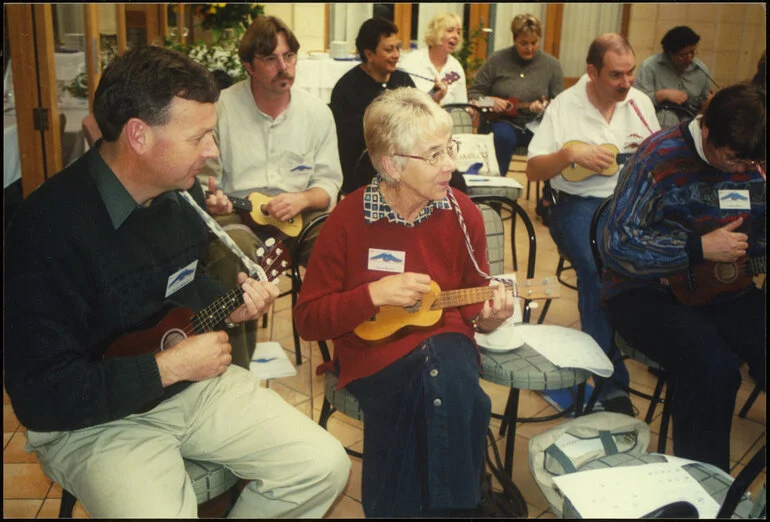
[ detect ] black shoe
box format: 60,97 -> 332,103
602,395 -> 636,417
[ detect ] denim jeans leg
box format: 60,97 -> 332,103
346,333 -> 491,517
549,195 -> 630,398
491,121 -> 517,175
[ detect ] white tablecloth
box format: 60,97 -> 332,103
55,51 -> 86,83
4,100 -> 89,189
294,56 -> 360,104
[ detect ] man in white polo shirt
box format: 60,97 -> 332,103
199,15 -> 343,368
525,33 -> 660,415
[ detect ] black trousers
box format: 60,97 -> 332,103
605,285 -> 765,471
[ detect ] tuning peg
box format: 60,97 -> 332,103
270,269 -> 279,279
256,247 -> 265,258
265,237 -> 276,248
281,260 -> 289,268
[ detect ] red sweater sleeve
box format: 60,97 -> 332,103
293,195 -> 380,341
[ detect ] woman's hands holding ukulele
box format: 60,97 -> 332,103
474,283 -> 514,333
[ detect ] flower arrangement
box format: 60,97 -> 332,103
197,3 -> 264,42
63,44 -> 118,99
187,40 -> 247,86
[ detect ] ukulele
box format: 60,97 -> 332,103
354,277 -> 560,344
428,71 -> 462,95
471,95 -> 549,121
667,255 -> 765,306
224,192 -> 304,238
560,141 -> 633,182
101,240 -> 290,409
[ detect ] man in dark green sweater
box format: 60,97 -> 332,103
4,46 -> 350,518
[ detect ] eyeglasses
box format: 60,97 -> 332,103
255,52 -> 298,67
394,140 -> 459,167
674,48 -> 698,59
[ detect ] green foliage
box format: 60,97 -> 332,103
453,24 -> 490,87
196,3 -> 264,42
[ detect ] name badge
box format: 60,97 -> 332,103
718,190 -> 751,210
165,260 -> 198,297
367,248 -> 406,273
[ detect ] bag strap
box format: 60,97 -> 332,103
544,429 -> 620,474
599,430 -> 619,455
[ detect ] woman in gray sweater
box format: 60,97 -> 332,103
468,14 -> 563,175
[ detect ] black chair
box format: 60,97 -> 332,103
287,212 -> 330,365
470,194 -> 590,475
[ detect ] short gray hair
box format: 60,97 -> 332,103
363,87 -> 453,183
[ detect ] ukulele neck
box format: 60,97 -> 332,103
430,284 -> 515,310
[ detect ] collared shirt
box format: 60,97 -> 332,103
527,74 -> 660,198
199,81 -> 342,207
363,177 -> 452,227
634,52 -> 712,128
89,139 -> 180,229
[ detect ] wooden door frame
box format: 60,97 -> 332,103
7,4 -> 63,196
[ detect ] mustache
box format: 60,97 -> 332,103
275,72 -> 294,81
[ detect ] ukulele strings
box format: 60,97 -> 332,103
178,247 -> 282,338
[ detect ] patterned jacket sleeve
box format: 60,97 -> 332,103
603,146 -> 701,279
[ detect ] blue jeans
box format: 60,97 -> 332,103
605,286 -> 765,471
490,121 -> 533,175
548,193 -> 630,398
346,333 -> 491,517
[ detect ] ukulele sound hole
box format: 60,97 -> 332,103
714,263 -> 739,284
259,205 -> 270,217
160,328 -> 188,351
404,301 -> 422,313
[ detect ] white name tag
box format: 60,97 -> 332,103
718,189 -> 751,210
367,248 -> 406,273
165,260 -> 198,298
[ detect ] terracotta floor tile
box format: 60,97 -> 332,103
2,499 -> 43,519
3,432 -> 36,463
342,454 -> 362,502
3,432 -> 13,450
325,493 -> 365,518
3,462 -> 52,499
3,404 -> 21,433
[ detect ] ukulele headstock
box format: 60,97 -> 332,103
518,277 -> 561,300
255,238 -> 292,285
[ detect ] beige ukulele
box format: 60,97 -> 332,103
560,141 -> 634,182
353,278 -> 560,344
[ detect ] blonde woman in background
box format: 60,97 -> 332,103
469,14 -> 563,175
400,12 -> 467,105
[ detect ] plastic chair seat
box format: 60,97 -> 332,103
480,345 -> 591,391
323,371 -> 364,422
466,182 -> 523,202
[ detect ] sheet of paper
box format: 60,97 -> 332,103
552,462 -> 721,518
249,342 -> 297,380
516,324 -> 614,378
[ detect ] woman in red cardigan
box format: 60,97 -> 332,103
294,87 -> 513,517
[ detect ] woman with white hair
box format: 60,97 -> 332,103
400,12 -> 468,104
295,87 -> 513,517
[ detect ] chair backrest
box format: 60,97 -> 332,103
589,196 -> 614,273
81,113 -> 101,147
469,194 -> 538,323
443,103 -> 489,135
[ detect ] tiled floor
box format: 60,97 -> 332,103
3,162 -> 766,518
